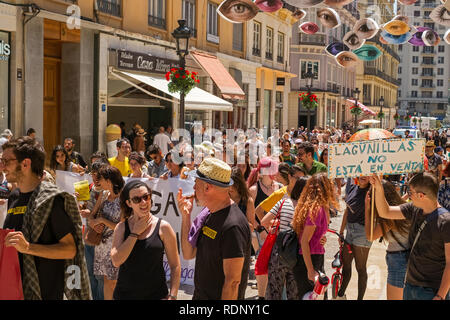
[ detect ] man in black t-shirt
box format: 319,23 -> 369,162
2,137 -> 90,300
64,138 -> 87,169
178,158 -> 251,300
371,172 -> 450,300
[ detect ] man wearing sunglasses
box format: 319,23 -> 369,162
370,172 -> 450,300
2,136 -> 90,300
296,141 -> 327,176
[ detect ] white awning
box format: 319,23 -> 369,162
110,70 -> 233,112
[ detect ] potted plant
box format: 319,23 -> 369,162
166,68 -> 200,95
298,92 -> 319,110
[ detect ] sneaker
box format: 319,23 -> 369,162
251,284 -> 258,290
333,294 -> 347,300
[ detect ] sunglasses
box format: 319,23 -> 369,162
130,193 -> 151,204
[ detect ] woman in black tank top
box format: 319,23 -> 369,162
111,181 -> 180,300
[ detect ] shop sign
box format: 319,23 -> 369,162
0,40 -> 10,61
117,50 -> 180,74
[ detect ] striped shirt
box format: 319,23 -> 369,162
269,195 -> 296,232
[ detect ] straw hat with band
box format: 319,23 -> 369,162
192,158 -> 234,188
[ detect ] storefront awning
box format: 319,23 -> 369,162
190,51 -> 245,100
110,70 -> 233,112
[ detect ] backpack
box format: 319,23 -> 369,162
276,227 -> 299,269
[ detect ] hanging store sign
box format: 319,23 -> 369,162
117,50 -> 180,74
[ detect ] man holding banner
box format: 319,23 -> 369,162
370,172 -> 450,300
177,158 -> 251,300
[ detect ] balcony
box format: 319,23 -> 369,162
252,47 -> 261,57
97,0 -> 122,17
364,67 -> 401,86
299,33 -> 326,46
420,84 -> 435,89
422,48 -> 434,54
148,15 -> 166,30
277,56 -> 284,64
420,73 -> 435,77
423,2 -> 437,8
265,52 -> 273,60
421,60 -> 435,65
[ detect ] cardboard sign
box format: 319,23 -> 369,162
328,138 -> 425,179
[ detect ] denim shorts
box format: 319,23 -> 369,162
345,222 -> 372,248
385,251 -> 408,288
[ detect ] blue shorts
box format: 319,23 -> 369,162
385,251 -> 408,288
345,222 -> 372,248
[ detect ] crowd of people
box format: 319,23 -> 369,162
0,123 -> 449,301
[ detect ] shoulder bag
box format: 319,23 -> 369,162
84,191 -> 108,246
255,199 -> 286,276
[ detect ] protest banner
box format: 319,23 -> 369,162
328,138 -> 426,179
55,171 -> 202,286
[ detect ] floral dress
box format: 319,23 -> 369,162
94,197 -> 121,280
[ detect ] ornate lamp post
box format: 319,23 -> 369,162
172,20 -> 191,130
351,88 -> 361,133
303,70 -> 314,130
379,96 -> 385,128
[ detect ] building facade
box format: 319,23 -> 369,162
397,0 -> 450,124
289,3 -> 360,130
3,0 -> 298,158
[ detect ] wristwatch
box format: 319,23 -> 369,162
129,233 -> 139,238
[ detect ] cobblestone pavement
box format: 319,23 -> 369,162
177,194 -> 389,300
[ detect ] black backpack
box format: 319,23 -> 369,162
276,227 -> 299,269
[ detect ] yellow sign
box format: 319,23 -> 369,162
74,180 -> 90,201
202,226 -> 217,240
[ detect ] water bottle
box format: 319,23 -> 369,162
302,270 -> 329,300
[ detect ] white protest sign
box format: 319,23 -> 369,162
55,170 -> 93,195
56,172 -> 202,286
328,138 -> 425,179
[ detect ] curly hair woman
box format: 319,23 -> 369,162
291,173 -> 338,299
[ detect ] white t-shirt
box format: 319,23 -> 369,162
153,133 -> 172,156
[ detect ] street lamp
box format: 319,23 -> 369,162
352,88 -> 361,133
379,96 -> 385,128
303,70 -> 315,130
172,20 -> 191,131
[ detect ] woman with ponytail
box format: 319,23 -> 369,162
291,173 -> 338,299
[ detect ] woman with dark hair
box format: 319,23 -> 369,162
261,176 -> 310,300
50,145 -> 84,175
229,167 -> 256,230
364,180 -> 410,300
128,152 -> 151,178
236,150 -> 252,181
319,148 -> 328,167
438,162 -> 450,212
276,163 -> 290,186
111,181 -> 180,300
91,165 -> 124,300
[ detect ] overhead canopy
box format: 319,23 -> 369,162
190,51 -> 245,100
110,70 -> 233,112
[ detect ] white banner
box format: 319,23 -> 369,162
328,138 -> 426,179
55,171 -> 202,286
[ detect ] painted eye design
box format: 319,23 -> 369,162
217,0 -> 259,23
353,45 -> 382,61
325,42 -> 350,57
299,22 -> 319,34
422,30 -> 440,46
444,29 -> 450,45
382,20 -> 410,35
254,0 -> 283,13
398,0 -> 418,4
292,9 -> 307,21
353,18 -> 379,40
323,0 -> 354,8
284,0 -> 325,6
380,30 -> 413,44
343,31 -> 365,50
335,51 -> 358,68
392,15 -> 409,25
430,5 -> 450,27
409,27 -> 430,46
317,8 -> 341,29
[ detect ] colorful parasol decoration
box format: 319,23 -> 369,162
347,128 -> 397,142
